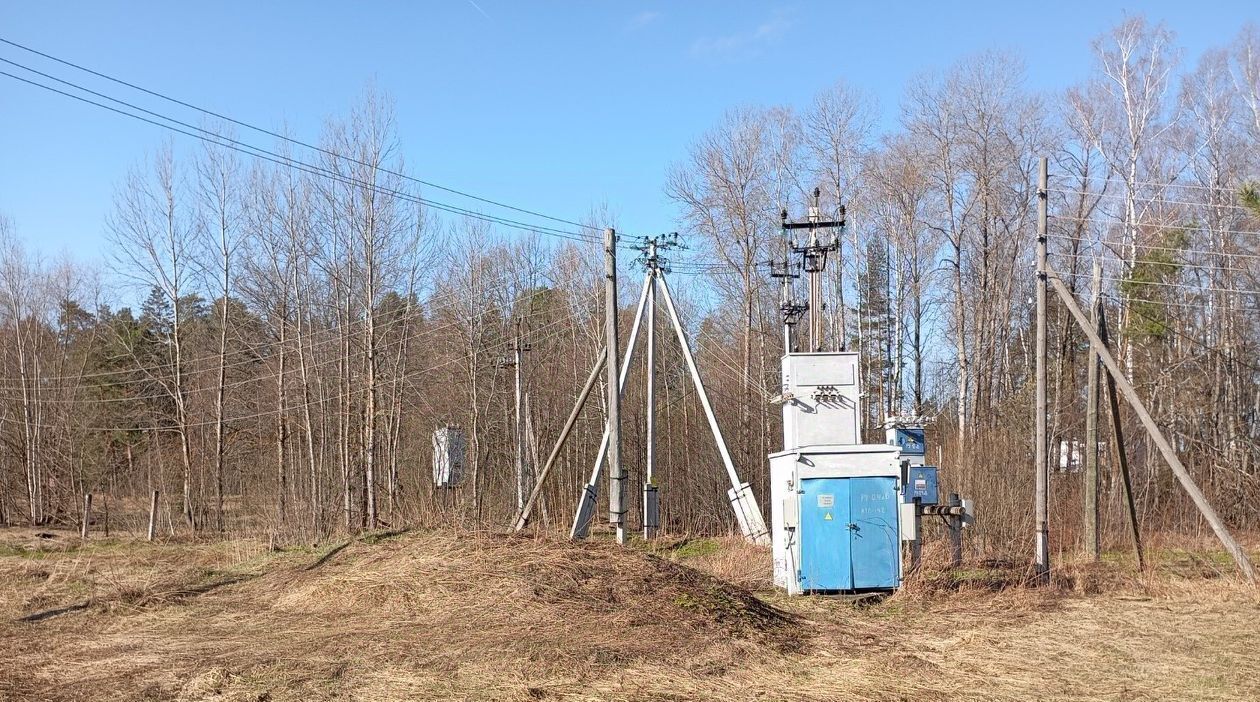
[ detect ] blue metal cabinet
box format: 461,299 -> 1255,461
903,466 -> 939,505
799,478 -> 853,590
798,476 -> 900,592
892,427 -> 926,455
849,477 -> 900,589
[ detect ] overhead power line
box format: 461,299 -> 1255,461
0,290 -> 597,432
1055,172 -> 1260,196
0,36 -> 597,233
1049,213 -> 1260,239
1050,249 -> 1258,276
1046,233 -> 1260,263
1098,275 -> 1260,296
0,66 -> 600,246
1047,188 -> 1259,216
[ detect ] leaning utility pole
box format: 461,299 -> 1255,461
1034,156 -> 1050,583
783,188 -> 845,352
513,348 -> 605,532
603,228 -> 626,544
1085,259 -> 1102,561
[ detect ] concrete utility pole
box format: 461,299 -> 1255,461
644,239 -> 659,539
603,228 -> 626,544
770,256 -> 806,354
658,274 -> 770,545
512,319 -> 531,513
80,493 -> 92,539
571,272 -> 652,539
1045,263 -> 1256,584
1034,156 -> 1050,583
147,490 -> 159,541
783,188 -> 844,352
1085,259 -> 1102,561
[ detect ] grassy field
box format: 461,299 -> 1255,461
1,527 -> 1257,701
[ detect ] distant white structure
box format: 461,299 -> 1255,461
432,426 -> 466,488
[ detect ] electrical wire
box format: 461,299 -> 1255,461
0,266 -> 573,389
1051,172 -> 1259,196
1096,275 -> 1260,296
1100,291 -> 1260,374
0,289 -> 598,432
1046,188 -> 1259,216
1046,233 -> 1260,263
1050,249 -> 1259,276
0,67 -> 599,245
1048,213 -> 1260,239
0,36 -> 597,233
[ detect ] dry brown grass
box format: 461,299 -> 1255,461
0,526 -> 1257,701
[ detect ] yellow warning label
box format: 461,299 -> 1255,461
824,513 -> 832,521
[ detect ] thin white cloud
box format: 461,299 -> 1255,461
628,10 -> 661,30
691,12 -> 792,58
466,0 -> 491,20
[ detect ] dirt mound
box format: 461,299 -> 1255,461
264,531 -> 803,658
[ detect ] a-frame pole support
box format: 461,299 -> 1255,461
656,273 -> 770,545
1045,263 -> 1255,583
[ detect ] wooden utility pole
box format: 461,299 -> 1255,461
1099,306 -> 1144,570
80,493 -> 92,539
147,490 -> 159,541
603,228 -> 626,544
1045,264 -> 1255,583
1085,259 -> 1102,561
1034,156 -> 1050,582
948,493 -> 963,567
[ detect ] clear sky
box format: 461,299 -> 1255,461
1,1 -> 1257,263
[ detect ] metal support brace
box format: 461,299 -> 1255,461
657,274 -> 770,546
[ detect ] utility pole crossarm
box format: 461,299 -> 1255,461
1044,263 -> 1256,584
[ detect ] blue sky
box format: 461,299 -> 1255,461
1,1 -> 1257,263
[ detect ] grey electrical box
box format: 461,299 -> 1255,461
781,352 -> 861,448
432,426 -> 466,488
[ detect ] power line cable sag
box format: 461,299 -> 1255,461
1048,172 -> 1260,195
0,67 -> 599,245
0,36 -> 597,233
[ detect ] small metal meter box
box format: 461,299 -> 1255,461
885,420 -> 926,466
903,466 -> 939,506
432,426 -> 466,488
